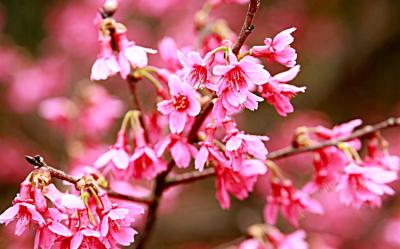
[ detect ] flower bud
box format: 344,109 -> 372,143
103,0 -> 118,17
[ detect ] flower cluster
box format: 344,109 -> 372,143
0,169 -> 143,249
1,0 -> 400,248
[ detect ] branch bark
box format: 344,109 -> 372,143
232,0 -> 261,55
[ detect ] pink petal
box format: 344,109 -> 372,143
168,75 -> 183,96
169,111 -> 187,134
0,205 -> 19,223
112,227 -> 137,246
48,222 -> 72,237
272,27 -> 296,51
112,149 -> 130,170
94,149 -> 116,168
226,136 -> 242,151
272,65 -> 300,83
195,146 -> 209,172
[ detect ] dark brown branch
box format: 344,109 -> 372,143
107,190 -> 153,204
232,0 -> 261,55
166,117 -> 400,187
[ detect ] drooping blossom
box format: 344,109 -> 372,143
95,130 -> 130,172
239,226 -> 309,249
100,204 -> 143,247
178,51 -> 213,88
130,128 -> 167,179
91,19 -> 156,80
156,134 -> 198,168
260,65 -> 305,116
195,124 -> 227,172
305,119 -> 363,191
216,159 -> 267,209
157,75 -> 201,133
212,50 -> 269,119
251,27 -> 297,67
223,118 -> 269,165
337,162 -> 397,208
264,180 -> 324,226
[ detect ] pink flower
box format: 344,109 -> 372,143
34,209 -> 72,249
223,118 -> 269,161
130,128 -> 167,179
260,65 -> 305,116
100,205 -> 143,247
195,124 -> 227,172
90,36 -> 120,81
264,181 -> 323,226
212,51 -> 269,118
156,134 -> 198,168
0,201 -> 45,236
216,159 -> 267,209
116,30 -> 157,79
91,23 -> 156,80
95,130 -> 130,171
337,163 -> 397,208
157,75 -> 201,133
251,27 -> 297,67
178,51 -> 213,88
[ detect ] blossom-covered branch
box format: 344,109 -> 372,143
166,116 -> 400,187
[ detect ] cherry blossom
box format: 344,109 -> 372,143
264,180 -> 323,227
337,162 -> 397,208
95,130 -> 130,172
251,27 -> 297,67
260,65 -> 305,116
216,159 -> 267,209
178,51 -> 213,88
157,75 -> 201,133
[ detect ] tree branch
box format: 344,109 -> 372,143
232,0 -> 261,55
24,156 -> 152,204
165,116 -> 400,187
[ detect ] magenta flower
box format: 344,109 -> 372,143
264,181 -> 323,227
130,128 -> 167,179
260,65 -> 306,116
178,51 -> 213,88
215,159 -> 267,209
337,163 -> 397,208
251,27 -> 297,67
157,75 -> 201,133
95,130 -> 130,171
156,134 -> 198,168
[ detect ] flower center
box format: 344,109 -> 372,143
189,65 -> 208,87
226,66 -> 246,92
172,94 -> 190,112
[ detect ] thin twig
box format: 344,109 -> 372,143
165,117 -> 400,187
232,0 -> 261,55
